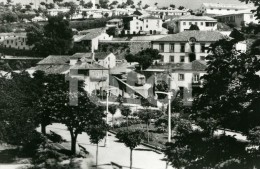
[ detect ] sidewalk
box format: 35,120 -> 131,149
47,123 -> 173,169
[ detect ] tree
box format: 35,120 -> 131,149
79,0 -> 85,7
26,14 -> 73,57
86,121 -> 108,168
143,4 -> 149,9
0,71 -> 38,145
116,129 -> 144,169
0,11 -> 18,23
84,1 -> 93,8
137,109 -> 162,142
137,1 -> 142,9
125,48 -> 162,70
189,24 -> 200,30
110,1 -> 118,6
108,104 -> 117,127
104,12 -> 109,18
99,0 -> 109,9
126,0 -> 134,6
66,2 -> 78,20
106,27 -> 116,36
120,106 -> 131,130
46,79 -> 106,154
178,6 -> 185,10
170,4 -> 175,8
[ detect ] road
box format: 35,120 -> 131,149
47,123 -> 173,169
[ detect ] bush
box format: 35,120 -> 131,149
116,129 -> 129,142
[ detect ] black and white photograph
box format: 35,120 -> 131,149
0,0 -> 259,168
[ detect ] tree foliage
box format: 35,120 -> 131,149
189,24 -> 200,30
125,48 -> 162,70
26,14 -> 73,57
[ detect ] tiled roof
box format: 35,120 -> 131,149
71,62 -> 108,70
177,15 -> 217,21
70,53 -> 92,59
202,3 -> 254,10
95,52 -> 111,60
173,60 -> 207,71
107,19 -> 122,22
37,55 -> 70,65
154,31 -> 224,42
141,15 -> 161,20
32,65 -> 70,74
76,27 -> 106,41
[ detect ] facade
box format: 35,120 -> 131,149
145,8 -> 190,19
174,15 -> 217,33
94,52 -> 116,68
74,28 -> 113,52
141,16 -> 163,34
214,10 -> 258,27
198,3 -> 254,15
152,31 -> 224,63
1,35 -> 32,50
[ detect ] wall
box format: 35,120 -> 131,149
2,37 -> 32,50
97,53 -> 116,68
177,20 -> 217,32
143,19 -> 163,33
130,18 -> 144,34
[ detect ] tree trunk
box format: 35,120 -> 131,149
147,123 -> 149,143
127,116 -> 129,131
112,115 -> 114,128
96,143 -> 99,168
41,123 -> 46,135
130,149 -> 133,169
70,133 -> 78,155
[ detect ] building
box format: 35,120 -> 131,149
1,34 -> 32,50
94,52 -> 116,68
74,28 -> 113,52
106,19 -> 123,28
174,15 -> 217,33
152,31 -> 224,63
198,3 -> 254,16
214,9 -> 258,27
123,15 -> 163,35
70,62 -> 109,95
145,8 -> 190,19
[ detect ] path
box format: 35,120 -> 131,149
47,123 -> 173,169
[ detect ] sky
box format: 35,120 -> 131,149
0,0 -> 249,10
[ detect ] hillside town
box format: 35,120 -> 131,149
0,0 -> 260,168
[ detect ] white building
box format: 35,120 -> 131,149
1,34 -> 32,50
94,52 -> 116,68
152,31 -> 224,63
198,3 -> 255,16
106,19 -> 123,28
174,15 -> 217,33
74,28 -> 113,52
214,9 -> 259,27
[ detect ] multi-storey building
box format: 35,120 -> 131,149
214,9 -> 259,27
152,31 -> 224,63
1,34 -> 32,50
174,15 -> 217,33
145,8 -> 190,19
198,3 -> 254,16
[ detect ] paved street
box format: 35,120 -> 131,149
47,123 -> 173,169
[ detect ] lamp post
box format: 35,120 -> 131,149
155,91 -> 172,142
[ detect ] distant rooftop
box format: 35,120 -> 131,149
95,52 -> 112,60
202,3 -> 254,10
75,27 -> 106,41
177,15 -> 217,21
71,62 -> 108,70
37,55 -> 70,65
154,31 -> 224,42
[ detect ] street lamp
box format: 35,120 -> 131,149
155,91 -> 172,142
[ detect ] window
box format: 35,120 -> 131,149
201,44 -> 206,53
195,22 -> 198,25
180,43 -> 185,52
78,69 -> 89,76
170,55 -> 174,62
136,26 -> 139,29
159,43 -> 164,52
250,15 -> 253,19
7,40 -> 9,44
219,8 -> 221,10
170,43 -> 175,52
160,55 -> 164,62
211,8 -> 213,10
136,22 -> 139,25
189,22 -> 192,25
146,20 -> 148,22
193,74 -> 200,82
178,74 -> 185,81
180,56 -> 185,62
227,9 -> 230,11
200,56 -> 206,60
183,22 -> 186,25
190,44 -> 195,52
146,25 -> 148,28
201,22 -> 203,26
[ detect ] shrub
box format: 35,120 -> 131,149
47,131 -> 66,143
